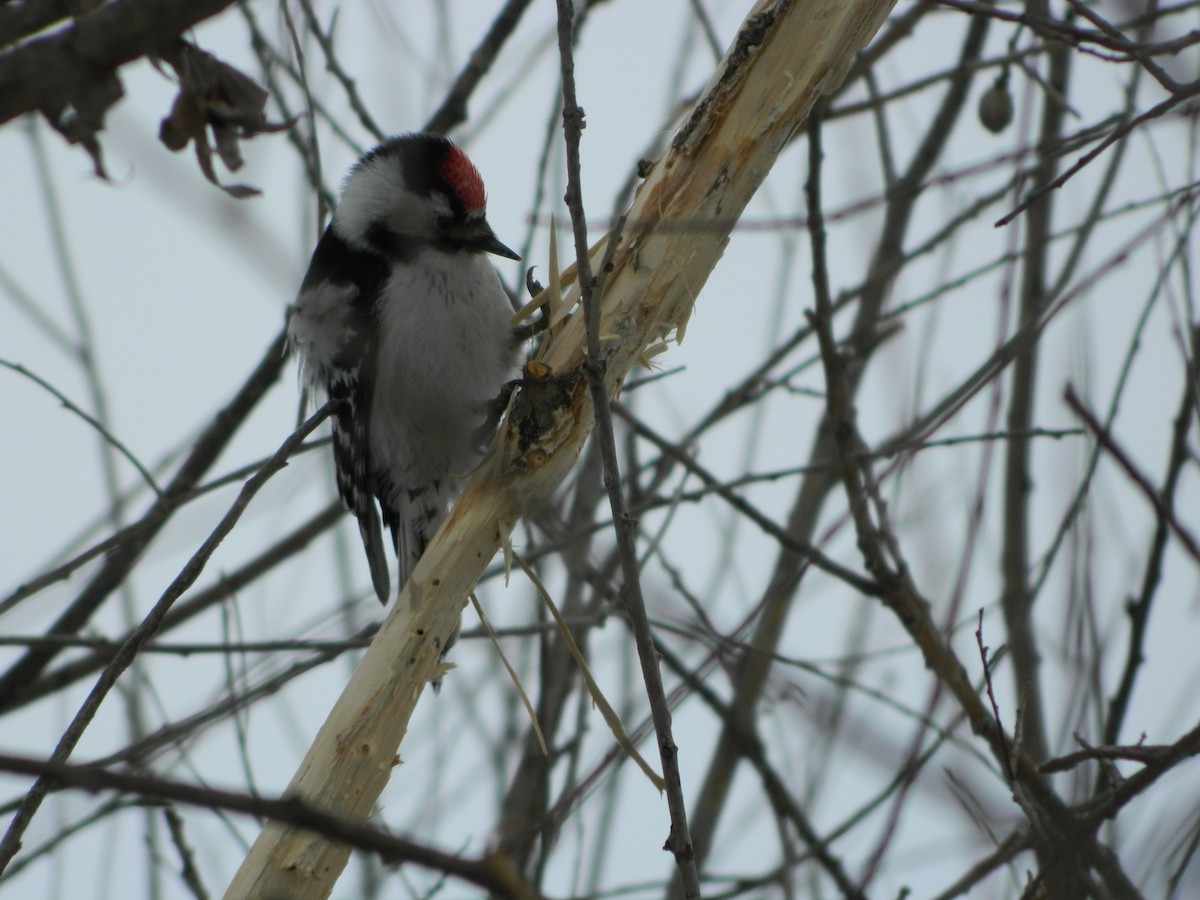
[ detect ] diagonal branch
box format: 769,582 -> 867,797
0,752 -> 538,898
553,0 -> 699,892
0,400 -> 334,873
0,331 -> 289,705
222,1 -> 899,897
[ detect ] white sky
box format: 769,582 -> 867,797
2,1 -> 1199,897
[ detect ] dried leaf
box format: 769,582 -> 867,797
156,39 -> 289,197
44,71 -> 124,180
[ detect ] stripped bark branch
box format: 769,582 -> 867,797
223,1 -> 898,896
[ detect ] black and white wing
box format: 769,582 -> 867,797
288,224 -> 392,603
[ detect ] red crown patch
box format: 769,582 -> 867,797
441,145 -> 487,212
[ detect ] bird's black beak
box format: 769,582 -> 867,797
477,224 -> 520,260
457,217 -> 519,260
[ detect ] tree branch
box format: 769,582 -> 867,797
222,1 -> 899,897
0,0 -> 240,125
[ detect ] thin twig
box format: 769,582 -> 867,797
424,0 -> 535,135
0,502 -> 342,714
0,330 -> 289,702
0,752 -> 538,898
0,401 -> 334,874
1064,383 -> 1200,564
613,403 -> 879,595
553,3 -> 700,895
656,642 -> 867,900
296,0 -> 385,143
976,611 -> 1015,782
162,805 -> 209,900
1101,332 -> 1198,750
0,359 -> 162,496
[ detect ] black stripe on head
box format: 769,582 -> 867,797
364,222 -> 424,263
364,133 -> 479,222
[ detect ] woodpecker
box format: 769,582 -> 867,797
288,133 -> 521,604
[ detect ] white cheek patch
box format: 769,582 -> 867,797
336,157 -> 410,247
389,191 -> 452,238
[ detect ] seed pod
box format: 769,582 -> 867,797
979,77 -> 1014,134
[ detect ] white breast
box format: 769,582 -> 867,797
369,251 -> 518,493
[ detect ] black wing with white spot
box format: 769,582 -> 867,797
291,224 -> 393,603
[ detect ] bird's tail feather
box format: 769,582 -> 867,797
394,481 -> 450,590
393,481 -> 458,691
359,513 -> 391,605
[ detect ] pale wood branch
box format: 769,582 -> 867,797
223,0 -> 898,896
